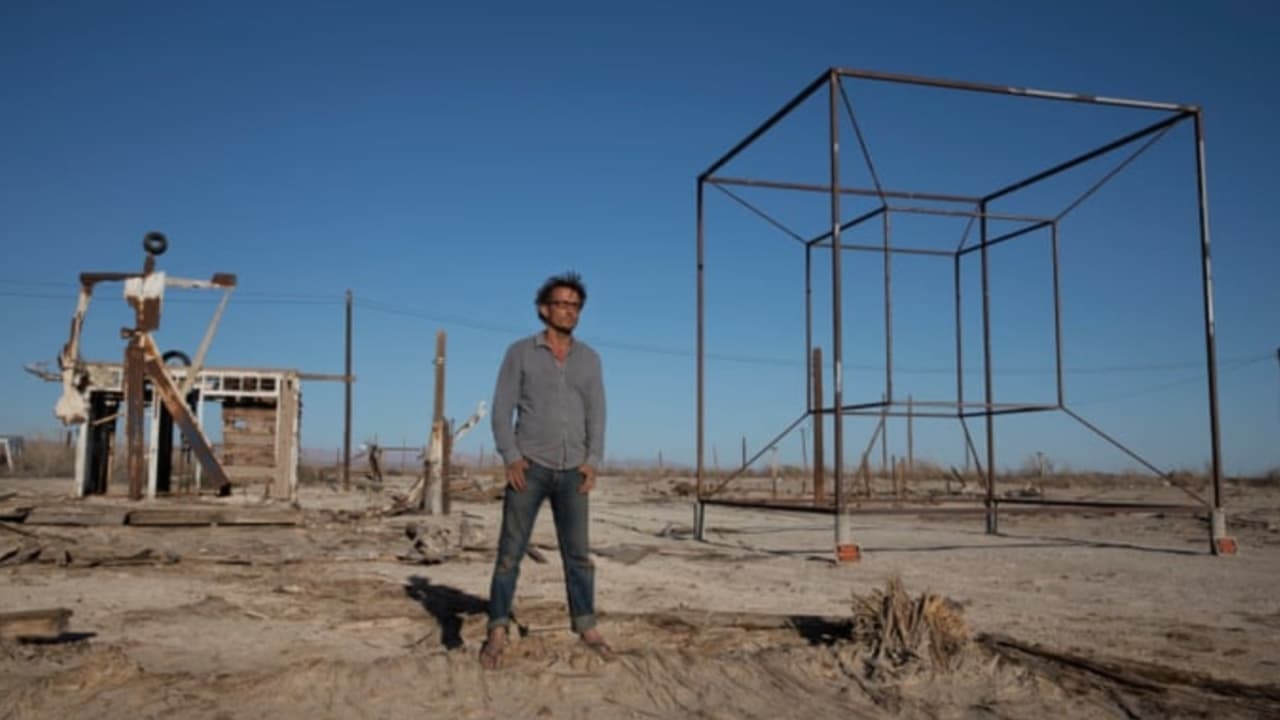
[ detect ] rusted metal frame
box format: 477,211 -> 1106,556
805,246 -> 813,411
1051,222 -> 1065,407
815,243 -> 952,257
883,210 -> 895,405
699,497 -> 1206,517
841,405 -> 1056,418
953,249 -> 966,427
844,405 -> 1057,419
960,404 -> 1058,418
695,179 -> 706,538
956,220 -> 1053,257
993,498 -> 1205,512
1191,111 -> 1225,532
708,182 -> 808,245
709,175 -> 980,205
983,112 -> 1192,204
1061,406 -> 1208,507
1056,124 -> 1175,223
844,408 -> 962,419
834,66 -> 1196,112
954,212 -> 978,253
811,349 -> 825,504
806,206 -> 888,247
700,69 -> 830,181
980,201 -> 998,533
836,76 -> 887,200
702,410 -> 811,498
828,69 -> 851,554
891,204 -> 1054,224
842,398 -> 1042,412
957,416 -> 986,478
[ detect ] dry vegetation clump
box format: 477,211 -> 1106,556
847,577 -> 972,680
13,437 -> 75,478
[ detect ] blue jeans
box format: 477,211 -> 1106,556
487,461 -> 596,633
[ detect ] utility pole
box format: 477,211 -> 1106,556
343,289 -> 353,492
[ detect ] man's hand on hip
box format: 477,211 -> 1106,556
578,464 -> 597,494
506,458 -> 529,491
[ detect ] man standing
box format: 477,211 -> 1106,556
481,272 -> 610,669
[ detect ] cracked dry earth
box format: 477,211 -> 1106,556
2,474 -> 1279,719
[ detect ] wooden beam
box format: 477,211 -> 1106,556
0,608 -> 73,641
24,506 -> 128,526
127,508 -> 301,526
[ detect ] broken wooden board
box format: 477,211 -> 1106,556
24,505 -> 129,526
127,507 -> 301,526
0,504 -> 31,523
0,608 -> 73,641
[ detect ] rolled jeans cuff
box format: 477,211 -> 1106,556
571,613 -> 596,634
487,616 -> 510,632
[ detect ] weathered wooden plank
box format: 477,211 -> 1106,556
216,509 -> 301,525
127,508 -> 301,526
0,608 -> 73,641
220,445 -> 277,467
24,506 -> 129,526
222,465 -> 275,482
222,407 -> 277,435
272,378 -> 299,501
0,505 -> 31,522
127,508 -> 221,525
221,430 -> 275,447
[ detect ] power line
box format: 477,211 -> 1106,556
0,287 -> 342,305
1073,354 -> 1272,407
5,284 -> 1269,377
357,295 -> 1273,374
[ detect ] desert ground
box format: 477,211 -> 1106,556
2,468 -> 1279,719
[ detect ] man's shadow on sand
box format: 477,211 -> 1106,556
403,575 -> 489,650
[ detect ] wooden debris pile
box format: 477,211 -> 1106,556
848,577 -> 972,679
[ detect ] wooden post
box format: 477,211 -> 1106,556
343,289 -> 353,491
879,393 -> 888,475
442,418 -> 453,515
424,330 -> 447,514
770,446 -> 779,499
124,337 -> 146,500
907,394 -> 914,478
799,427 -> 809,476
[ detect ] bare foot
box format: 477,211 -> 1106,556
580,628 -> 615,660
480,627 -> 506,670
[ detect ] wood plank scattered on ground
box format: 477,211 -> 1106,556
0,608 -> 73,641
24,506 -> 129,526
127,508 -> 301,526
0,505 -> 31,523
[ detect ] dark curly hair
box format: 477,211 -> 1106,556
535,271 -> 587,309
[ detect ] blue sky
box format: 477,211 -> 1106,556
2,1 -> 1277,476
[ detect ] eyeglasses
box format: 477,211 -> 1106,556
548,300 -> 581,310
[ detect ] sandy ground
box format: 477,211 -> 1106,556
2,471 -> 1279,719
